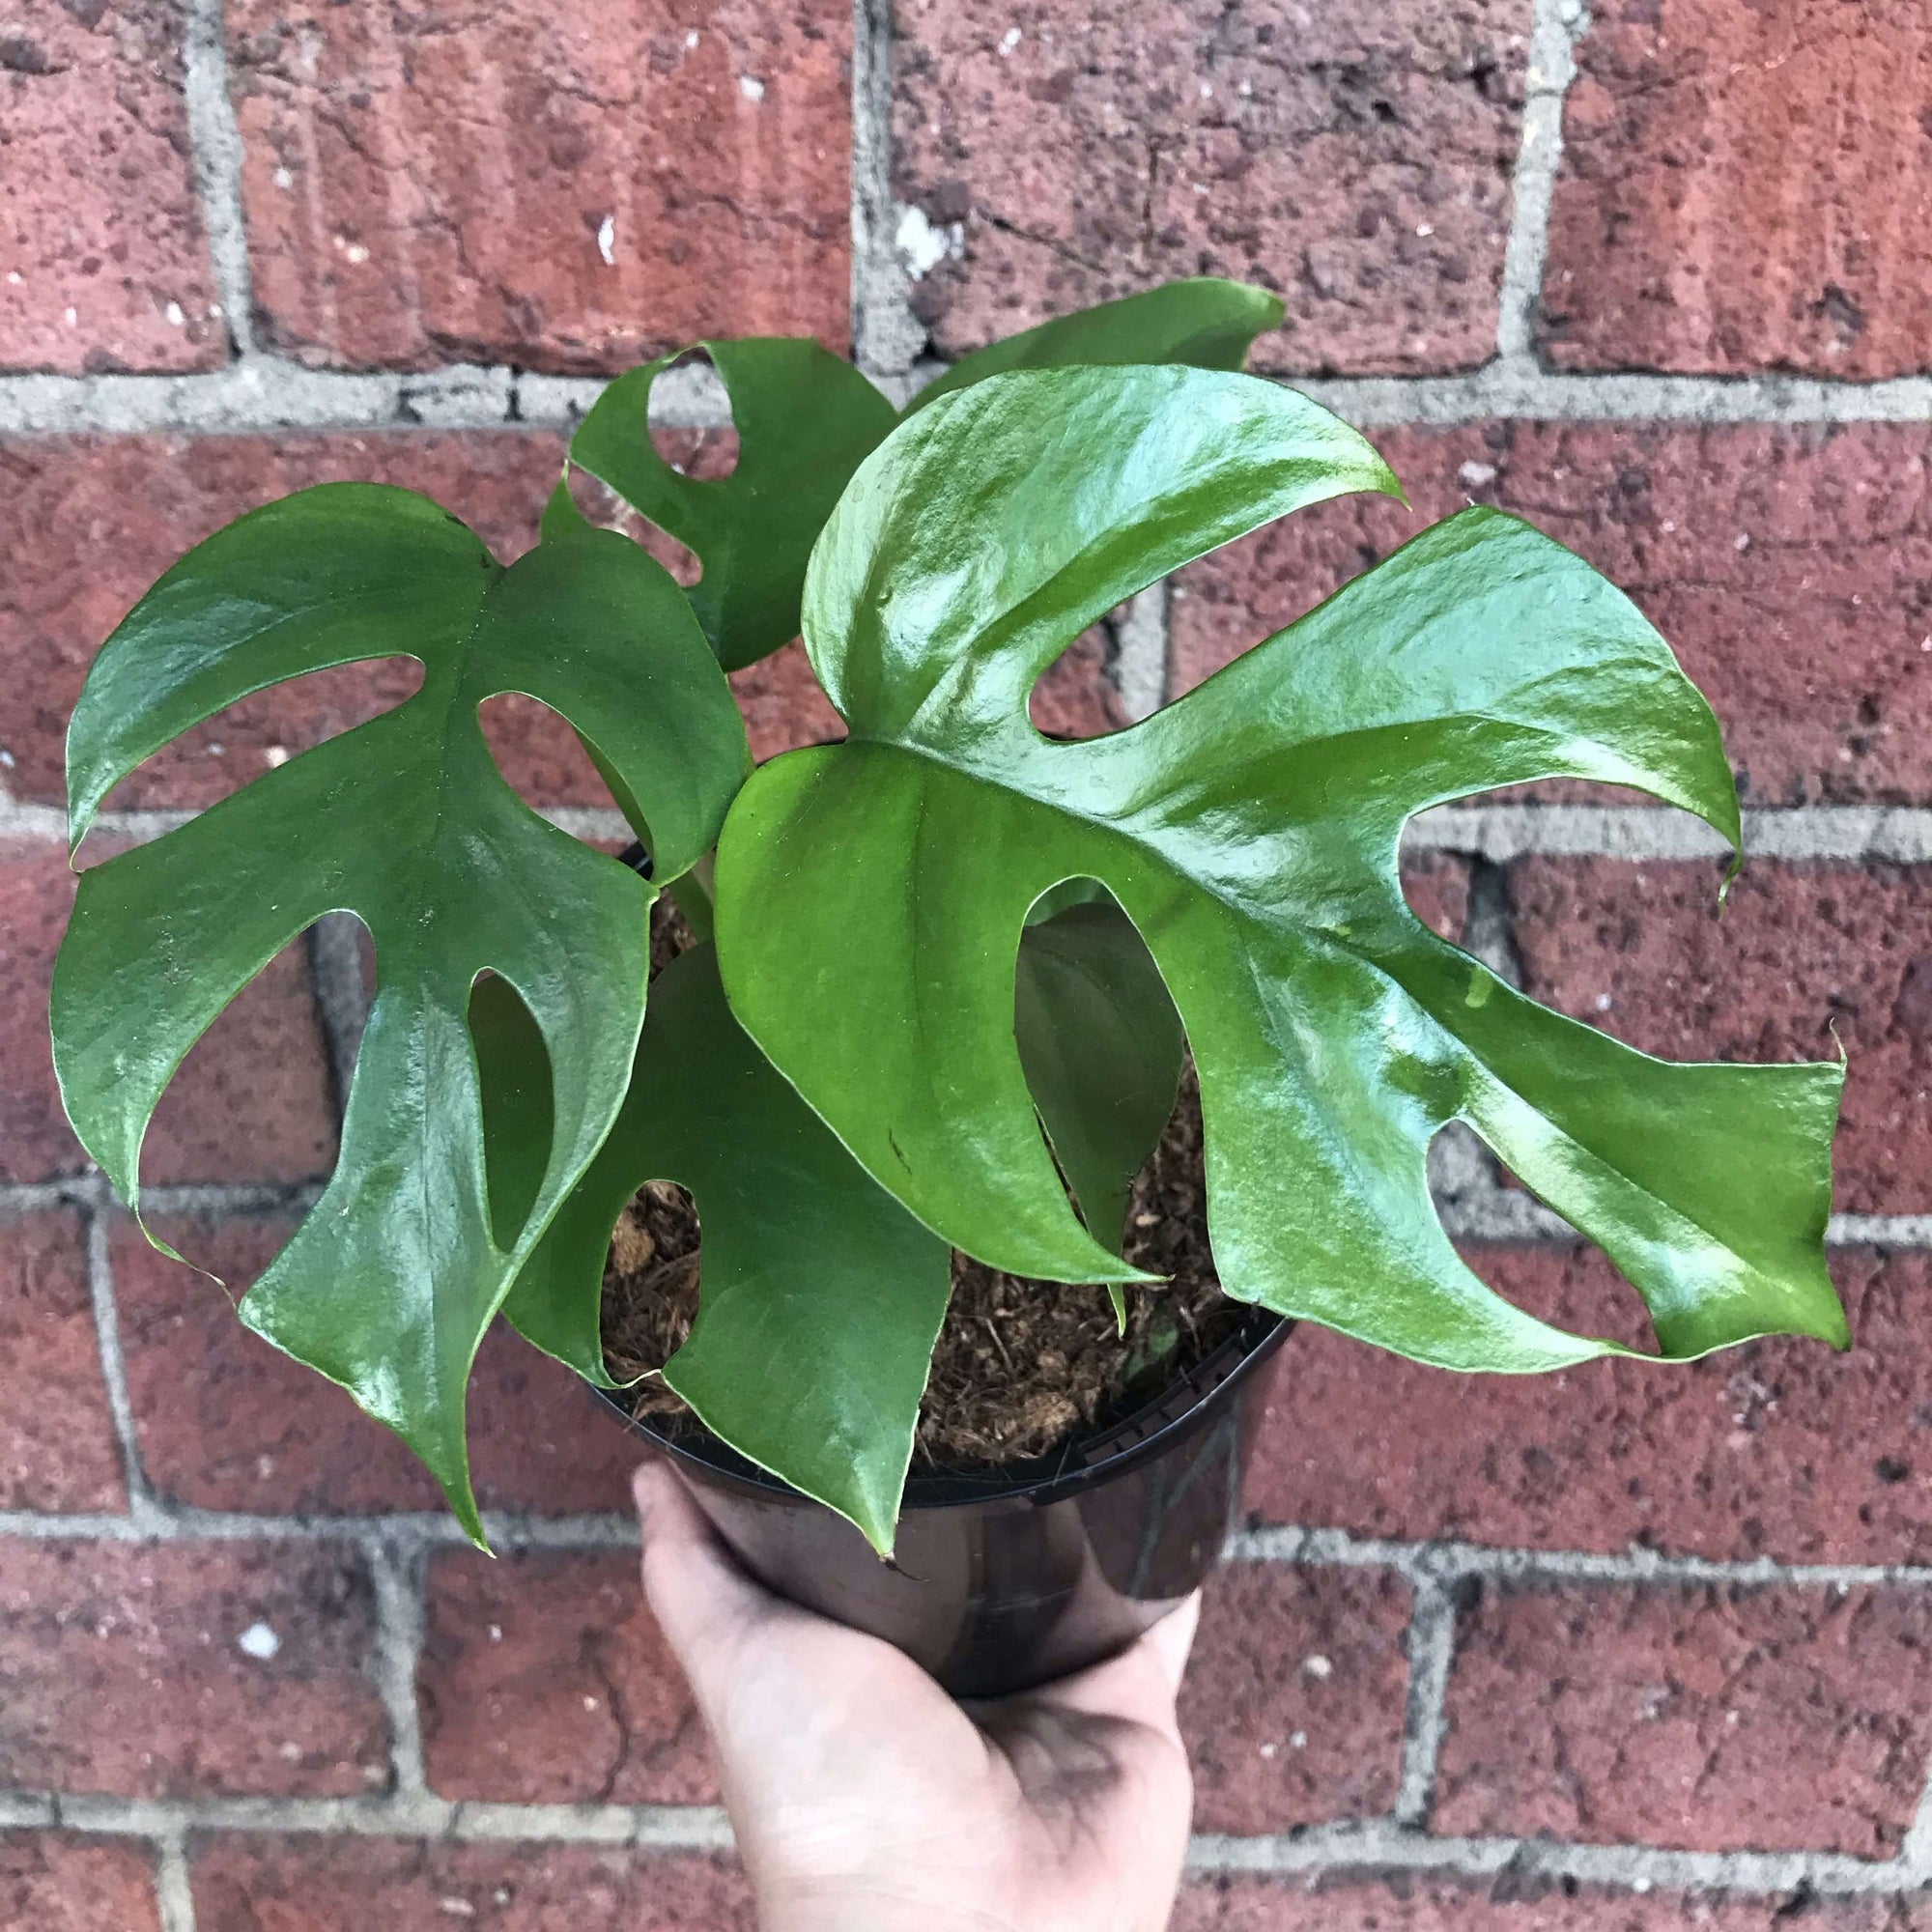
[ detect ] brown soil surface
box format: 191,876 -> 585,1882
601,897 -> 1242,1470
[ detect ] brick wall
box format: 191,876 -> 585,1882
2,2 -> 1930,1927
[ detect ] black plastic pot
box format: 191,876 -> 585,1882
595,1307 -> 1292,1698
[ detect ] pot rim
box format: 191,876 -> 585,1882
597,1303 -> 1292,1516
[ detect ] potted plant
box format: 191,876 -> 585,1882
50,280 -> 1846,1697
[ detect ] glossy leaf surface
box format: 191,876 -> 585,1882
569,339 -> 898,672
908,278 -> 1284,415
53,487 -> 750,1539
568,280 -> 1285,671
501,943 -> 950,1553
715,365 -> 1848,1370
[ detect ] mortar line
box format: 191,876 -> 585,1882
1493,0 -> 1586,364
365,1537 -> 431,1797
153,1828 -> 200,1932
80,1202 -> 160,1524
181,0 -> 254,358
305,913 -> 371,1123
1185,1823 -> 1932,1895
11,362 -> 1932,440
17,793 -> 1932,867
1110,582 -> 1171,724
848,0 -> 923,383
1392,1573 -> 1458,1829
8,1782 -> 1932,1896
6,1490 -> 1932,1591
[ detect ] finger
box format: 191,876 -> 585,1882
1143,1591 -> 1202,1699
632,1461 -> 778,1693
1014,1596 -> 1201,1741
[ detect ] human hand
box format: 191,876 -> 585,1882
633,1462 -> 1197,1932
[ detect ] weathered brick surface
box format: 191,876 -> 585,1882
1248,1247 -> 1932,1569
0,1539 -> 387,1798
0,1208 -> 122,1513
1436,1580 -> 1932,1855
0,432 -> 565,812
1174,1875 -> 1924,1929
227,0 -> 850,374
115,1214 -> 641,1516
1543,0 -> 1932,378
730,640 -> 846,761
0,841 -> 336,1185
419,1548 -> 712,1804
1171,423 -> 1932,808
1508,859 -> 1931,1216
893,0 -> 1526,376
1181,1561 -> 1410,1834
0,2 -> 222,375
191,1838 -> 753,1932
0,1832 -> 162,1932
1402,852 -> 1470,944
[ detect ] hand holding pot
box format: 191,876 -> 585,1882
633,1462 -> 1197,1932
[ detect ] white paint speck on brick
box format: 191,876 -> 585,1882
895,205 -> 952,279
238,1622 -> 281,1662
738,74 -> 765,101
998,26 -> 1022,54
596,214 -> 616,267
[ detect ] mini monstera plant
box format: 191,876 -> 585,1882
51,280 -> 1847,1556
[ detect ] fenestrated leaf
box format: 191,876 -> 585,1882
567,280 -> 1286,672
713,364 -> 1848,1372
499,942 -> 951,1554
907,278 -> 1285,416
1015,896 -> 1184,1256
52,486 -> 751,1540
569,340 -> 899,673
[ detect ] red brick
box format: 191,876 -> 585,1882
730,640 -> 845,762
191,1838 -> 752,1932
1508,859 -> 1930,1216
0,1832 -> 162,1932
892,0 -> 1525,377
1,841 -> 337,1186
1542,0 -> 1932,378
1180,1562 -> 1409,1835
0,1208 -> 123,1513
115,1215 -> 642,1517
1171,423 -> 1932,808
419,1548 -> 714,1804
0,432 -> 565,813
1031,629 -> 1127,740
0,3 -> 222,375
227,0 -> 849,375
1249,1247 -> 1932,1570
1402,852 -> 1470,944
1174,1874 -> 1920,1930
0,1538 -> 387,1798
1436,1580 -> 1932,1856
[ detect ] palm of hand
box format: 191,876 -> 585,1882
635,1464 -> 1196,1932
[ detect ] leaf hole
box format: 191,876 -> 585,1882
142,930 -> 340,1191
648,348 -> 741,483
475,692 -> 632,831
469,971 -> 555,1252
88,656 -> 425,826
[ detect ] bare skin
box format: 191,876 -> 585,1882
633,1462 -> 1198,1932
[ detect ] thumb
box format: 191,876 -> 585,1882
632,1460 -> 777,1707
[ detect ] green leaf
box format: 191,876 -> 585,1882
1015,897 -> 1184,1255
501,943 -> 951,1554
569,280 -> 1285,672
53,486 -> 751,1540
568,339 -> 899,673
713,364 -> 1847,1372
906,278 -> 1285,415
